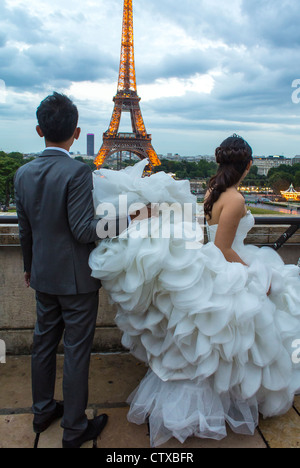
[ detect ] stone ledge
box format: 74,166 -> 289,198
247,225 -> 300,245
1,224 -> 300,247
0,226 -> 19,245
0,246 -> 117,331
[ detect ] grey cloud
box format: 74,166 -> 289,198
241,0 -> 300,48
137,49 -> 214,83
0,25 -> 118,89
0,3 -> 47,45
145,0 -> 300,52
0,0 -> 120,89
0,32 -> 6,48
26,43 -> 117,83
138,0 -> 246,47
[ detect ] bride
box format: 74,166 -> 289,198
89,134 -> 300,447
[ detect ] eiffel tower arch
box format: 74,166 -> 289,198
94,0 -> 161,171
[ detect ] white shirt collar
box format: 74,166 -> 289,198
45,147 -> 71,157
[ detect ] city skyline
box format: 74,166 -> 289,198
1,0 -> 300,158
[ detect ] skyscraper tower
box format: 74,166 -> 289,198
87,133 -> 95,156
94,0 -> 161,170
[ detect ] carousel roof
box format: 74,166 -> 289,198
281,184 -> 300,194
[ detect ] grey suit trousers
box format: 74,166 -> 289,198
32,290 -> 99,441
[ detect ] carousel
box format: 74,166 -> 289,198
280,184 -> 300,201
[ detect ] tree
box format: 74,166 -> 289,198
7,152 -> 24,164
154,159 -> 217,180
265,164 -> 300,193
268,163 -> 300,178
75,156 -> 84,163
0,152 -> 29,206
294,171 -> 300,190
0,154 -> 23,205
268,172 -> 294,194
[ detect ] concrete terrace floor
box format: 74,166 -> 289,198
0,354 -> 299,449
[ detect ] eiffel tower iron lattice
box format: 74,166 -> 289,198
94,0 -> 161,170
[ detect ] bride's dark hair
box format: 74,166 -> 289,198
204,134 -> 253,219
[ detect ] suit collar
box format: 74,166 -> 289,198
40,148 -> 71,158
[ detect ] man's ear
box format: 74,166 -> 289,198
36,125 -> 44,138
74,127 -> 81,141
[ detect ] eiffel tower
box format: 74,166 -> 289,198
94,0 -> 161,170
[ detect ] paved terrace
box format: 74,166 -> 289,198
0,354 -> 299,449
0,220 -> 299,448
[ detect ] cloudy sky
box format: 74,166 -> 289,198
0,0 -> 300,157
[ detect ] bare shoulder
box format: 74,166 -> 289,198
222,188 -> 245,204
220,189 -> 246,216
206,187 -> 246,225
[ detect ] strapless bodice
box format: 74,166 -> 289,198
207,210 -> 255,247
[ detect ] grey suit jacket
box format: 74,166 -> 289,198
14,149 -> 125,296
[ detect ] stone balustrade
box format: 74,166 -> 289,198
0,223 -> 299,355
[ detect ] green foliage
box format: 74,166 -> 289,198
267,163 -> 300,193
268,163 -> 300,178
295,171 -> 300,188
249,207 -> 285,215
0,152 -> 32,205
74,156 -> 84,163
154,159 -> 217,180
243,165 -> 268,187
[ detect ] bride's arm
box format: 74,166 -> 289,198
214,196 -> 248,266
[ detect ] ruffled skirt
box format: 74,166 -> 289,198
90,161 -> 300,447
90,233 -> 300,446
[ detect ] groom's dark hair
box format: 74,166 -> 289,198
36,92 -> 79,143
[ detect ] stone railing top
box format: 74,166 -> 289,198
1,219 -> 300,247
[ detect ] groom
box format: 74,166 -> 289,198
14,92 -> 134,448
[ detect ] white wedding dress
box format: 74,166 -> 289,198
89,160 -> 300,447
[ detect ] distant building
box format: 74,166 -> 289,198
293,156 -> 300,165
87,134 -> 95,157
190,179 -> 207,194
197,155 -> 215,162
253,156 -> 293,176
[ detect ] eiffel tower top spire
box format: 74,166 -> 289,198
118,0 -> 137,92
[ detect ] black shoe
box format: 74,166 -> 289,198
62,414 -> 108,449
33,401 -> 64,434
